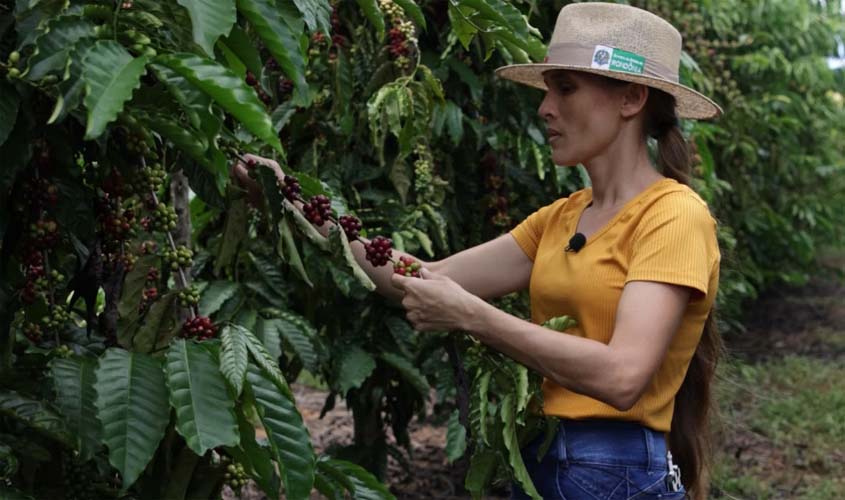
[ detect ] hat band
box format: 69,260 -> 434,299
546,43 -> 679,83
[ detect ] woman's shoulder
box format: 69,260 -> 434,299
641,179 -> 717,227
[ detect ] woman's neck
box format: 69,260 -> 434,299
582,138 -> 663,210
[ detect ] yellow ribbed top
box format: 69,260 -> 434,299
509,178 -> 720,432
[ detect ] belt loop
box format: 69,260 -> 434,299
643,427 -> 655,471
556,420 -> 568,466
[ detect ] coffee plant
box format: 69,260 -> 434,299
0,0 -> 843,499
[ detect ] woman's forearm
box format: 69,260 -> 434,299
464,299 -> 639,411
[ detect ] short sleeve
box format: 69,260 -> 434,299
509,198 -> 566,262
625,192 -> 718,300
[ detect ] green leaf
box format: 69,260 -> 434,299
227,409 -> 281,499
337,346 -> 376,394
512,364 -> 529,415
241,325 -> 294,400
379,351 -> 428,396
50,356 -> 100,461
139,112 -> 209,163
236,0 -> 309,105
214,198 -> 250,274
154,52 -> 283,153
133,292 -> 177,353
470,370 -> 491,445
501,394 -> 540,500
81,41 -> 149,139
393,0 -> 426,29
355,0 -> 384,41
317,457 -> 396,500
255,317 -> 283,362
464,449 -> 497,498
176,0 -> 236,57
25,15 -> 95,81
279,219 -> 314,287
250,252 -> 289,295
0,82 -> 20,149
220,25 -> 263,78
445,409 -> 467,462
94,349 -> 170,489
151,63 -> 216,133
47,39 -> 94,125
409,228 -> 434,258
199,281 -> 240,317
542,315 -> 577,332
166,339 -> 240,456
220,325 -> 249,396
327,226 -> 376,292
271,313 -> 320,373
0,391 -> 73,447
289,0 -> 332,34
245,363 -> 315,500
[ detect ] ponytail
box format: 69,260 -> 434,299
646,88 -> 724,500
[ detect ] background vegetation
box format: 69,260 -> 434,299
0,0 -> 842,498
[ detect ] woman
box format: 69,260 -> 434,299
234,3 -> 722,498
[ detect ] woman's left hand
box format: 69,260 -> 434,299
390,268 -> 483,332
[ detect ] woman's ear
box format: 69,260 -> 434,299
620,84 -> 649,118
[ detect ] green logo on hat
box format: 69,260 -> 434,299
609,48 -> 645,75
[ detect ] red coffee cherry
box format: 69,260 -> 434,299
338,215 -> 362,241
303,195 -> 332,226
365,236 -> 393,267
393,255 -> 421,277
245,71 -> 258,87
280,175 -> 301,202
180,316 -> 218,341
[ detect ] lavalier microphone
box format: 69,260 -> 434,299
565,233 -> 586,253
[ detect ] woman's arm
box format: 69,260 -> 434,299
394,272 -> 690,411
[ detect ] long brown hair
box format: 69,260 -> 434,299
644,88 -> 724,500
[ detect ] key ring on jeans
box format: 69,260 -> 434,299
665,451 -> 683,492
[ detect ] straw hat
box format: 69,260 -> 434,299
495,2 -> 722,120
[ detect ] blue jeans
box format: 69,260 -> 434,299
511,419 -> 687,500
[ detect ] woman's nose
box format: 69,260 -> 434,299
537,91 -> 555,120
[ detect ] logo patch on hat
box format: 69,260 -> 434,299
591,45 -> 646,75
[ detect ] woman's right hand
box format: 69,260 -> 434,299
230,153 -> 286,206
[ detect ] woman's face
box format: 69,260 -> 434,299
538,70 -> 629,166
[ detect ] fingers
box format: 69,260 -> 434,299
390,272 -> 409,291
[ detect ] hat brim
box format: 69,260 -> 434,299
495,63 -> 722,120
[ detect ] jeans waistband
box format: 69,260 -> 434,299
552,419 -> 669,471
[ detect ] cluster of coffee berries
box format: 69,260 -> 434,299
164,245 -> 193,271
278,174 -> 301,202
42,305 -> 70,331
139,239 -> 158,255
123,28 -> 156,57
23,322 -> 42,344
303,195 -> 332,226
245,71 -> 272,105
119,251 -> 138,272
480,151 -> 512,228
393,255 -> 421,278
338,215 -> 362,240
139,266 -> 160,311
177,286 -> 200,307
63,453 -> 98,500
29,218 -> 60,247
224,462 -> 249,491
6,51 -> 21,80
150,202 -> 177,232
380,0 -> 416,70
364,236 -> 393,267
277,77 -> 294,97
100,206 -> 137,242
137,161 -> 166,192
21,177 -> 59,211
54,344 -> 73,358
181,316 -> 217,341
